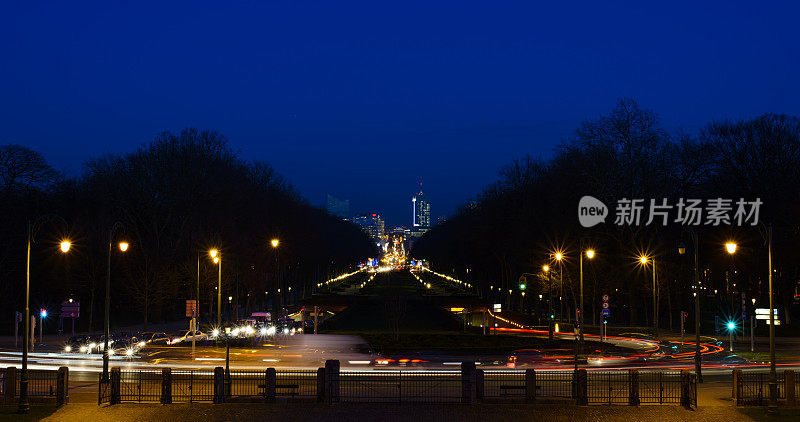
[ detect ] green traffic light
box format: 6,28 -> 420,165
519,283 -> 526,290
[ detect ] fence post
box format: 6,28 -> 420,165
213,367 -> 225,404
576,369 -> 588,405
324,360 -> 340,405
475,369 -> 484,402
4,367 -> 16,404
785,370 -> 795,406
680,370 -> 691,408
160,368 -> 172,404
56,367 -> 69,406
110,367 -> 121,404
461,361 -> 476,404
265,368 -> 276,402
732,369 -> 742,405
524,369 -> 536,403
628,369 -> 639,406
316,367 -> 325,403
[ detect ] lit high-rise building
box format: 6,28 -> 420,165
326,194 -> 350,219
412,184 -> 431,228
354,213 -> 385,249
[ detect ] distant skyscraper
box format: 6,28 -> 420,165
412,182 -> 431,228
354,213 -> 385,249
326,194 -> 350,219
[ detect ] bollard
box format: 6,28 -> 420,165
213,367 -> 225,404
475,369 -> 484,402
316,367 -> 326,403
161,368 -> 172,404
4,367 -> 16,404
525,369 -> 536,403
265,368 -> 276,402
324,360 -> 340,405
628,369 -> 639,406
575,369 -> 588,406
461,361 -> 476,404
785,370 -> 796,406
110,367 -> 121,405
57,367 -> 69,406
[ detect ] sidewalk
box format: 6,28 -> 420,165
4,403 -> 795,422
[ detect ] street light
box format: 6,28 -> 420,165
637,254 -> 658,338
542,265 -> 554,340
757,223 -> 777,407
579,244 -> 594,355
103,222 -> 128,383
725,242 -> 737,255
552,250 -> 564,323
20,215 -> 70,414
726,320 -> 736,352
678,228 -> 702,383
271,239 -> 279,248
210,249 -> 222,328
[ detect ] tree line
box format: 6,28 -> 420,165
412,98 -> 800,330
0,129 -> 376,333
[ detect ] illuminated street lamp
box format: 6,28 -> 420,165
725,242 -> 737,255
103,222 -> 128,383
210,249 -> 222,328
578,244 -> 594,355
726,320 -> 736,352
551,250 -> 564,323
20,215 -> 70,413
271,239 -> 279,248
637,254 -> 658,338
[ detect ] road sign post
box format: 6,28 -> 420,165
61,300 -> 80,337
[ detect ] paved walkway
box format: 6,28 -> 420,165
2,403 -> 795,422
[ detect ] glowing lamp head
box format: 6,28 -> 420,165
271,239 -> 279,248
727,321 -> 736,331
725,242 -> 737,254
60,241 -> 71,253
40,309 -> 47,318
586,250 -> 595,259
119,242 -> 129,252
209,249 -> 218,258
554,252 -> 562,261
213,257 -> 219,264
639,256 -> 648,264
542,265 -> 549,272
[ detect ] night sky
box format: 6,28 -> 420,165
2,1 -> 798,226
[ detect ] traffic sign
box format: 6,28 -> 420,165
602,294 -> 609,302
601,309 -> 610,316
185,300 -> 197,318
602,302 -> 609,309
61,301 -> 80,318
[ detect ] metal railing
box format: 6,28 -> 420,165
482,370 -> 526,401
737,371 -> 785,405
18,369 -> 58,397
587,371 -> 630,404
0,369 -> 5,396
173,370 -> 214,402
339,370 -> 462,403
638,371 -> 682,404
275,370 -> 318,398
119,370 -> 162,402
536,370 -> 575,399
226,370 -> 267,398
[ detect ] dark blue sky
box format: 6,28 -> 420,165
2,1 -> 798,226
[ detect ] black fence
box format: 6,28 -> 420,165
98,364 -> 696,407
587,371 -> 630,405
275,369 -> 318,398
339,370 -> 462,403
734,370 -> 798,406
2,367 -> 68,405
173,370 -> 214,402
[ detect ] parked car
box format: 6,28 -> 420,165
170,330 -> 207,344
136,332 -> 170,346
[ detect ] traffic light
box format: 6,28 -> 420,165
40,309 -> 47,318
518,276 -> 526,291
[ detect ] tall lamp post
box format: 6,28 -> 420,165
19,215 -> 71,414
552,252 -> 564,322
271,238 -> 280,317
210,250 -> 221,328
638,255 -> 658,338
678,228 -> 702,383
757,223 -> 777,408
102,222 -> 128,383
578,241 -> 594,355
543,265 -> 554,341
